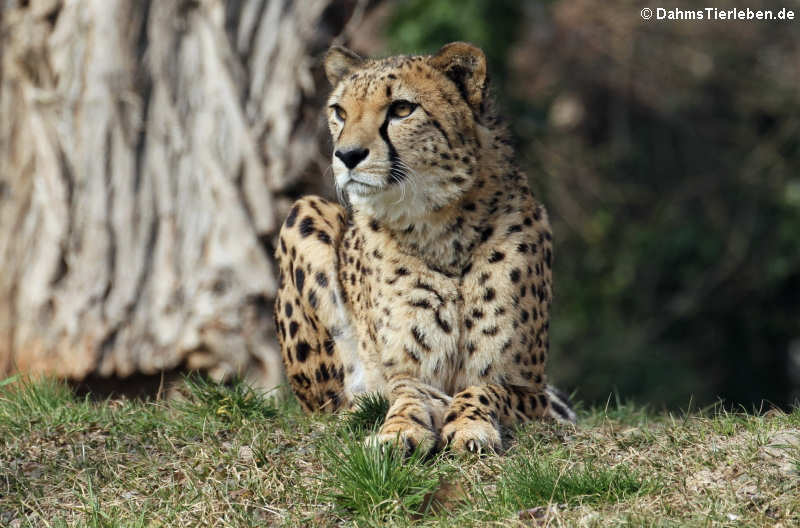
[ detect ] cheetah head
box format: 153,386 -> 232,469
324,42 -> 488,226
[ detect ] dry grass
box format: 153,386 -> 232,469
1,377 -> 798,527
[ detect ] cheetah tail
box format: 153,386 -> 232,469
545,384 -> 577,424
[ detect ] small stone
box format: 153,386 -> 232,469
238,445 -> 254,461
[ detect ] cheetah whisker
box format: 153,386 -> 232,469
392,160 -> 420,206
328,164 -> 348,206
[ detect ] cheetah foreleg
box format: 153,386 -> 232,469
366,376 -> 452,456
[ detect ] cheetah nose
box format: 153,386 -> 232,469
335,148 -> 369,169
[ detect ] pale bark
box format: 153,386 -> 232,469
0,0 -> 369,389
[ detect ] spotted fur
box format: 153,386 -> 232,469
274,42 -> 575,454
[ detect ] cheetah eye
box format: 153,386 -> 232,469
330,104 -> 347,122
388,100 -> 417,119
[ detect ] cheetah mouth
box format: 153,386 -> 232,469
345,179 -> 384,196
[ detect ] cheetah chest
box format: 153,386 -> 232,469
336,228 -> 464,398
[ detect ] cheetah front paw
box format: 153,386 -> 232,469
442,418 -> 502,454
365,420 -> 438,456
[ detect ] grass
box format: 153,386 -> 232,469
1,377 -> 799,527
498,451 -> 656,508
344,392 -> 391,434
318,432 -> 440,523
179,373 -> 280,423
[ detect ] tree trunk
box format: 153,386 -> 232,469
0,0 -> 370,389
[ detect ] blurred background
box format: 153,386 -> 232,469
1,0 -> 798,410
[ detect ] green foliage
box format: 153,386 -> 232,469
386,0 -> 522,86
180,374 -> 278,424
0,376 -> 82,433
0,376 -> 73,414
344,392 -> 390,434
498,451 -> 656,508
318,432 -> 441,523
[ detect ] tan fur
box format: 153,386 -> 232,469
274,43 -> 574,454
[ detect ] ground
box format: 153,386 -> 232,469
1,377 -> 798,527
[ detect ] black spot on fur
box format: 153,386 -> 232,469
289,321 -> 299,338
409,414 -> 430,430
285,205 -> 299,227
404,346 -> 421,363
295,268 -> 305,293
411,326 -> 431,351
488,251 -> 505,263
308,290 -> 318,309
430,119 -> 453,149
296,341 -> 311,362
317,363 -> 330,382
436,312 -> 452,333
292,372 -> 311,388
297,216 -> 315,237
315,272 -> 328,288
413,281 -> 443,303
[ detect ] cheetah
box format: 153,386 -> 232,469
274,42 -> 575,454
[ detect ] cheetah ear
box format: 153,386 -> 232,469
324,46 -> 364,86
429,42 -> 487,109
